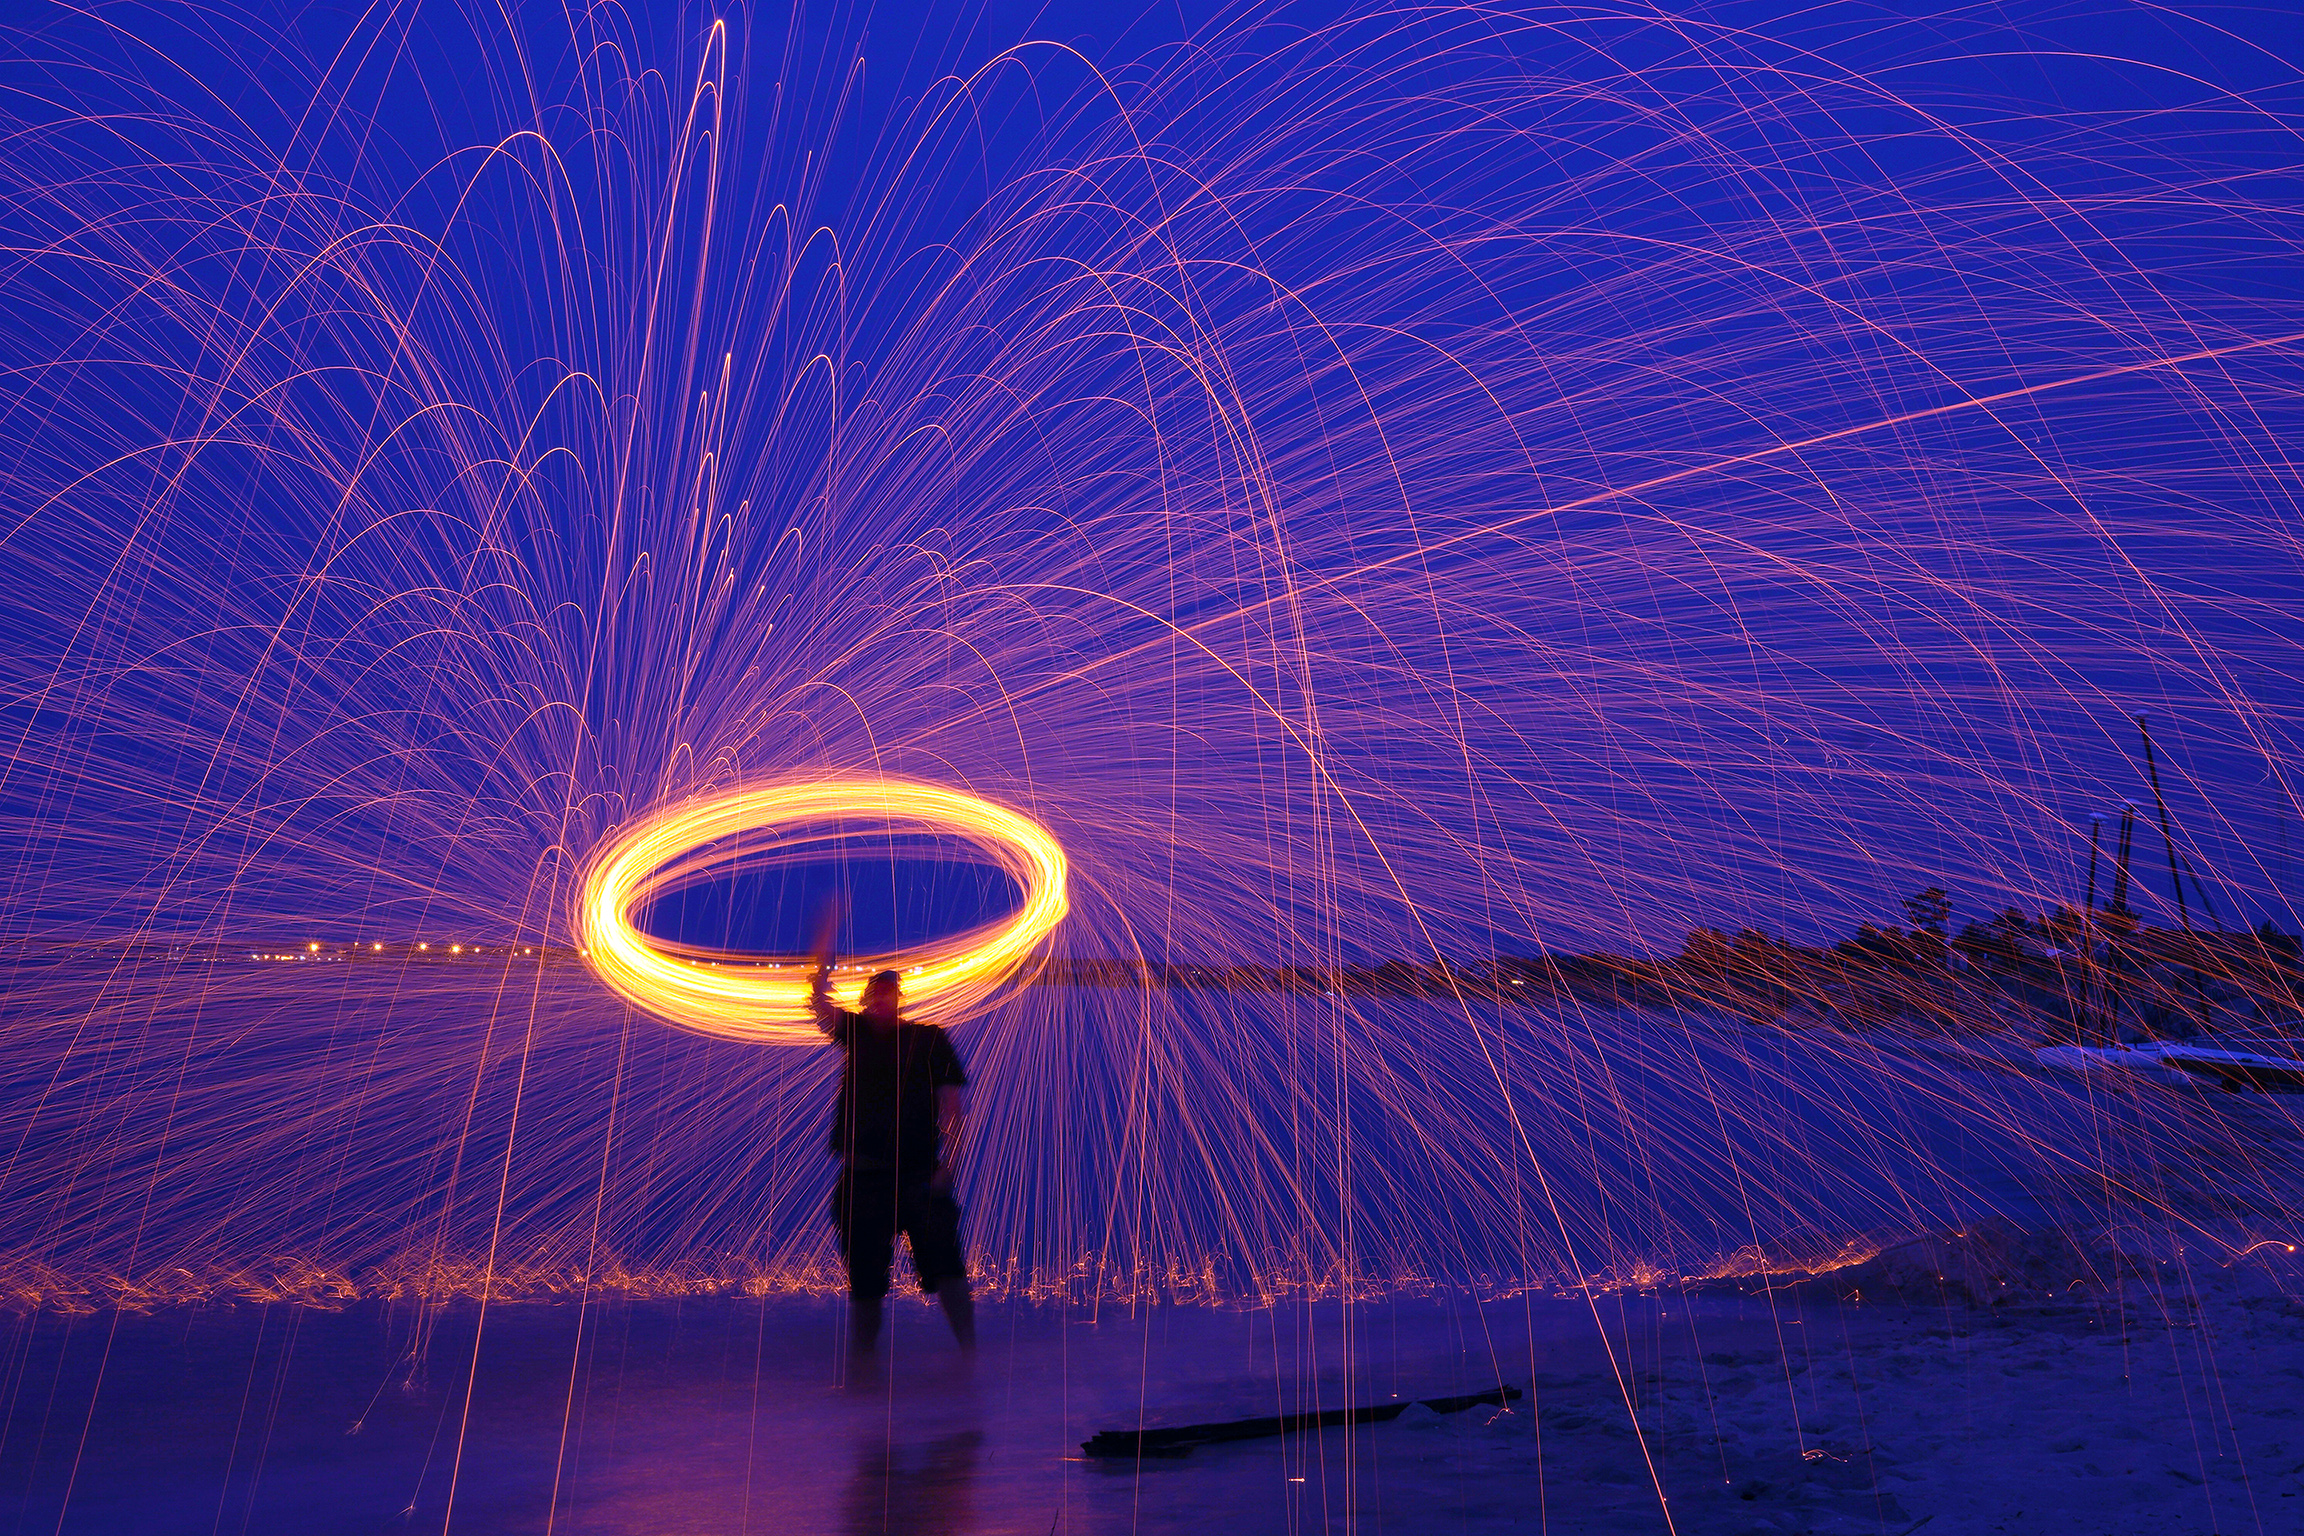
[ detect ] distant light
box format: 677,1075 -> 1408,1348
307,942 -> 319,952
373,943 -> 382,951
419,943 -> 429,951
451,945 -> 462,955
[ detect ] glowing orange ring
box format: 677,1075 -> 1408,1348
577,778 -> 1068,1044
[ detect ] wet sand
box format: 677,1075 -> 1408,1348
6,1235 -> 2301,1534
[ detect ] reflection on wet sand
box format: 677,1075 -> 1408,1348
841,1427 -> 985,1536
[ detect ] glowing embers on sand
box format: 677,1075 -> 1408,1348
577,778 -> 1067,1043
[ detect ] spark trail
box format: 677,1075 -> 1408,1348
0,0 -> 2299,1314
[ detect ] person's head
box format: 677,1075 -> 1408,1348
859,968 -> 903,1022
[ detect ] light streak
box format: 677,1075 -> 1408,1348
576,777 -> 1068,1042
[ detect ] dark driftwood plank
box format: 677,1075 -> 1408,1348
1081,1384 -> 1522,1459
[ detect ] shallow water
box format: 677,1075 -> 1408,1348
5,1290 -> 1576,1535
12,1252 -> 2301,1536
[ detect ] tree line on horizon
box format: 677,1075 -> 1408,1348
1042,886 -> 2303,1040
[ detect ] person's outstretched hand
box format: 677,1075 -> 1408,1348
808,894 -> 847,1029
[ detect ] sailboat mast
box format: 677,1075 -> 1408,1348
2085,815 -> 2103,914
2139,713 -> 2208,1031
2140,715 -> 2191,937
2081,815 -> 2105,1043
2110,806 -> 2135,917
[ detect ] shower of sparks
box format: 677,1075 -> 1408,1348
0,0 -> 2299,1318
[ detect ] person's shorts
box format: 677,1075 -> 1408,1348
832,1169 -> 967,1300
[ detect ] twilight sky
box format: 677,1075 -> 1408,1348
1,0 -> 2300,963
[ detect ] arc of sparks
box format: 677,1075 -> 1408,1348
576,778 -> 1068,1044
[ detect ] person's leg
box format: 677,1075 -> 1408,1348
935,1274 -> 976,1353
835,1170 -> 897,1360
901,1183 -> 975,1353
850,1294 -> 884,1355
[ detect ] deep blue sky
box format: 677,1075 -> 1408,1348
1,0 -> 2300,962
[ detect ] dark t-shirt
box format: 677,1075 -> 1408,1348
825,1013 -> 967,1176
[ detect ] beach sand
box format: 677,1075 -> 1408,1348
1412,1244 -> 2304,1536
8,1229 -> 2300,1534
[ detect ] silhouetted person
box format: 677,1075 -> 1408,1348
810,905 -> 975,1364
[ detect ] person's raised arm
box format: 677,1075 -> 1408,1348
809,896 -> 844,1035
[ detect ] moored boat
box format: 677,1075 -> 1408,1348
2033,1039 -> 2304,1093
